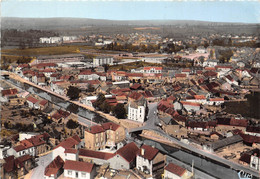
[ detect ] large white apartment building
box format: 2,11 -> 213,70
128,98 -> 147,123
93,56 -> 113,67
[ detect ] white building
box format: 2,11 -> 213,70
128,98 -> 147,123
80,95 -> 113,107
136,145 -> 164,176
64,160 -> 95,179
202,59 -> 218,67
39,37 -> 51,44
250,152 -> 260,171
93,56 -> 113,67
52,135 -> 82,160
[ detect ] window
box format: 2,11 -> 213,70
68,170 -> 72,175
81,172 -> 86,178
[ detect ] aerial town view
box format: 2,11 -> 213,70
0,1 -> 259,179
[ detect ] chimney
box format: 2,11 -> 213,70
141,148 -> 145,156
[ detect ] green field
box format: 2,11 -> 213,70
2,45 -> 98,57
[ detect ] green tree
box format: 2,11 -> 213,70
113,103 -> 126,119
94,93 -> 106,109
66,119 -> 79,129
66,86 -> 81,100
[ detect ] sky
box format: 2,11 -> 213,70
1,0 -> 260,23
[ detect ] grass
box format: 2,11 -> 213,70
1,45 -> 99,57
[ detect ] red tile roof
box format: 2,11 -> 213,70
39,99 -> 48,106
101,122 -> 120,131
143,67 -> 162,70
1,88 -> 18,96
175,74 -> 186,78
79,148 -> 115,160
86,125 -> 105,134
44,156 -> 64,177
53,135 -> 80,150
165,163 -> 186,177
181,101 -> 201,107
64,148 -> 78,154
64,160 -> 94,173
116,142 -> 139,163
137,145 -> 159,160
130,83 -> 142,90
26,96 -> 39,104
128,92 -> 143,101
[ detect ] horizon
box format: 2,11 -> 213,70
2,16 -> 260,25
2,1 -> 260,23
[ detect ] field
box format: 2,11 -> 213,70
2,45 -> 98,57
109,61 -> 162,71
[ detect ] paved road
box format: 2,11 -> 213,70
31,152 -> 52,179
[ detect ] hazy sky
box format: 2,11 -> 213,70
2,0 -> 260,23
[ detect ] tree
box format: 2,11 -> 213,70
94,93 -> 106,108
113,103 -> 126,119
66,119 -> 79,129
99,101 -> 111,113
66,86 -> 81,100
66,103 -> 79,114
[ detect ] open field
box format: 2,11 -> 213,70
1,45 -> 99,57
109,61 -> 162,70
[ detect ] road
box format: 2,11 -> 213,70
31,152 -> 52,179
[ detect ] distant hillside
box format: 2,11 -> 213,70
1,17 -> 260,36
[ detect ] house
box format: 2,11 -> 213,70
52,135 -> 82,160
39,99 -> 48,110
136,144 -> 164,176
3,155 -> 33,179
128,98 -> 147,123
142,67 -> 162,74
1,88 -> 18,98
180,101 -> 201,112
44,156 -> 64,179
64,160 -> 96,179
163,163 -> 193,179
26,96 -> 40,109
13,133 -> 50,157
32,73 -> 46,85
108,142 -> 139,170
50,81 -> 69,96
79,149 -> 115,165
239,148 -> 260,171
84,122 -> 125,150
101,122 -> 125,148
93,56 -> 113,67
84,125 -> 106,151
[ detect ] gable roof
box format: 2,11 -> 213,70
26,96 -> 39,104
64,160 -> 94,173
53,135 -> 81,150
85,125 -> 105,134
44,156 -> 64,177
101,122 -> 120,131
165,163 -> 186,177
79,148 -> 115,160
1,88 -> 18,96
137,144 -> 159,161
116,142 -> 139,163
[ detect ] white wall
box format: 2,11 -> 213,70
52,147 -> 65,160
64,169 -> 92,179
